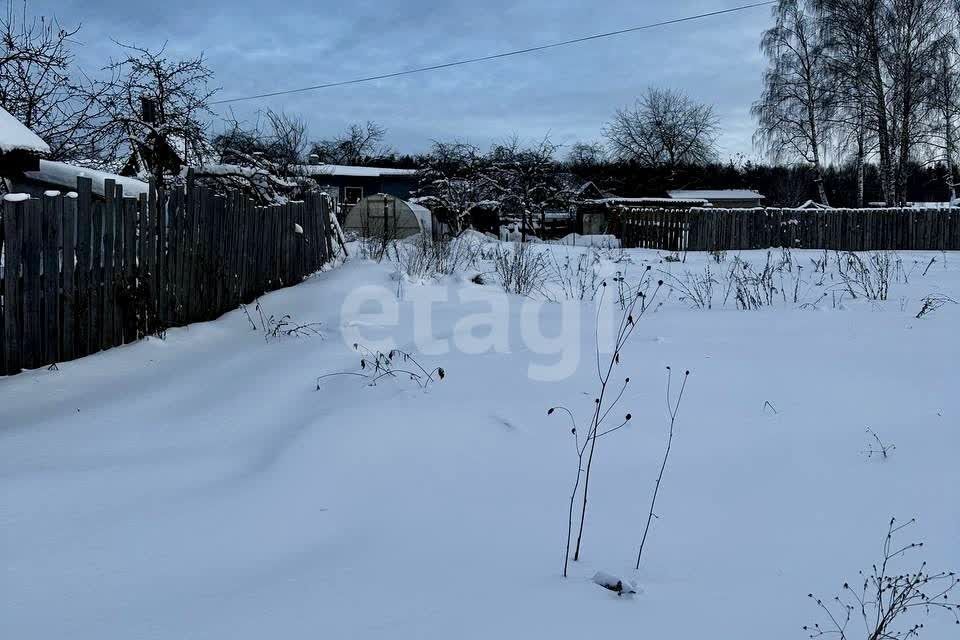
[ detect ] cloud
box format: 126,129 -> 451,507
44,0 -> 773,158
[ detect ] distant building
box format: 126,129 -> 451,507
301,164 -> 418,213
669,189 -> 765,208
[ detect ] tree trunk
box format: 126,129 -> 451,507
896,64 -> 913,206
866,7 -> 896,204
856,122 -> 866,208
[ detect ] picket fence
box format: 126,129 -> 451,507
0,176 -> 332,376
620,207 -> 960,252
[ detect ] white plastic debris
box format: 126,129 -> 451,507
3,193 -> 30,202
294,223 -> 304,235
44,190 -> 61,197
592,571 -> 639,596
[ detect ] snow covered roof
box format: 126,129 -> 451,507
794,199 -> 833,210
24,160 -> 149,198
588,196 -> 711,205
0,105 -> 50,155
669,189 -> 765,201
299,164 -> 417,178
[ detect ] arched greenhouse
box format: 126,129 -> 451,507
342,193 -> 436,240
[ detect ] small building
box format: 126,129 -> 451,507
0,105 -> 50,187
343,193 -> 443,241
669,189 -> 765,208
301,164 -> 418,212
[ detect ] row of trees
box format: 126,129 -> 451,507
4,0 -> 958,213
753,0 -> 960,206
0,1 -> 404,199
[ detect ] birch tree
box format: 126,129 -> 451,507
753,0 -> 834,205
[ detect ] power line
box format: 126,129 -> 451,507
211,1 -> 774,105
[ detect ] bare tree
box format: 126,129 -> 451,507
0,0 -> 108,161
414,140 -> 490,234
753,0 -> 834,205
485,135 -> 566,241
885,0 -> 948,204
94,42 -> 217,185
203,109 -> 313,203
604,87 -> 720,167
310,121 -> 388,165
927,36 -> 960,200
566,140 -> 607,167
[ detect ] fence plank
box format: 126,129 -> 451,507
41,194 -> 62,365
21,199 -> 42,369
3,202 -> 23,374
62,193 -> 77,361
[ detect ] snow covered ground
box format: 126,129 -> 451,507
2,239 -> 958,639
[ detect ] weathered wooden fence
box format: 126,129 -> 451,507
620,207 -> 960,252
0,176 -> 332,376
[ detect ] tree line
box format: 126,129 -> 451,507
2,0 -> 958,217
753,0 -> 960,206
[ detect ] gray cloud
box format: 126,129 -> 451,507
44,0 -> 773,158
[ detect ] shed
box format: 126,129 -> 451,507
343,193 -> 436,240
669,189 -> 765,208
301,164 -> 418,213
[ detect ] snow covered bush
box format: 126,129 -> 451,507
661,266 -> 717,310
804,518 -> 959,640
547,248 -> 602,301
724,254 -> 779,310
492,242 -> 551,298
392,234 -> 482,279
837,252 -> 896,301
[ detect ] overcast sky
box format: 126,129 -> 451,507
46,0 -> 774,160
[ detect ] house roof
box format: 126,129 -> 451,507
794,199 -> 833,210
588,196 -> 710,205
24,160 -> 149,198
299,164 -> 417,178
0,106 -> 50,155
669,189 -> 765,201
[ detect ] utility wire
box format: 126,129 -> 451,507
211,1 -> 774,105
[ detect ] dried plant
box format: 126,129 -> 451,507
316,344 -> 445,390
548,248 -> 602,301
805,518 -> 959,640
915,294 -> 957,319
548,277 -> 663,577
393,234 -> 482,279
635,366 -> 690,571
492,241 -> 551,298
661,266 -> 716,309
862,427 -> 896,460
241,299 -> 322,342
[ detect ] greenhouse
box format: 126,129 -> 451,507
342,193 -> 435,240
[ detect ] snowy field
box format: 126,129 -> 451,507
2,237 -> 959,639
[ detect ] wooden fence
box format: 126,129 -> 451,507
0,176 -> 332,376
620,207 -> 960,252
